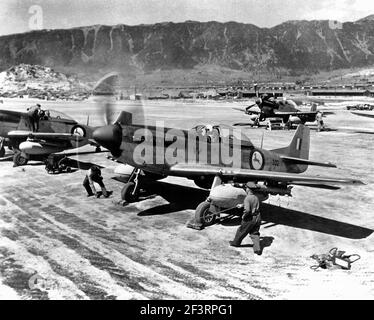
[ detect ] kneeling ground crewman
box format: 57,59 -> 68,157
230,182 -> 262,255
83,165 -> 109,198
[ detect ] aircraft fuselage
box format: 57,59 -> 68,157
104,124 -> 307,179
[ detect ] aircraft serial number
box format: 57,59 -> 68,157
272,159 -> 280,167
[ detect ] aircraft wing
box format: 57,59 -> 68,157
274,111 -> 317,116
351,111 -> 374,119
170,163 -> 364,187
232,107 -> 260,114
8,131 -> 87,142
274,111 -> 334,117
232,107 -> 246,113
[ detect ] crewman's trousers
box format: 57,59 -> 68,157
83,176 -> 106,196
232,214 -> 261,252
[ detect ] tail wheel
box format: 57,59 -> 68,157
13,152 -> 28,166
195,201 -> 216,227
121,182 -> 139,202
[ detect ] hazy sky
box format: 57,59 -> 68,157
1,0 -> 374,36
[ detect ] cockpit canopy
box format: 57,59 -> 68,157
278,99 -> 298,109
190,124 -> 254,147
40,109 -> 75,122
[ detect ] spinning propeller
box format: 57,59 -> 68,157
91,72 -> 146,158
92,72 -> 119,125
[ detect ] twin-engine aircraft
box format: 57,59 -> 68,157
0,107 -> 97,165
92,108 -> 363,225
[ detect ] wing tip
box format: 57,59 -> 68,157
353,179 -> 366,185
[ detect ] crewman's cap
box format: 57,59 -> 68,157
246,182 -> 259,189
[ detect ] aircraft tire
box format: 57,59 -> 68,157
13,152 -> 28,166
0,147 -> 5,158
121,182 -> 139,202
195,201 -> 216,227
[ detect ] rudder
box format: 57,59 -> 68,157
273,124 -> 310,160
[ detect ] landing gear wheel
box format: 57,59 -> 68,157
13,152 -> 28,166
0,147 -> 5,158
66,166 -> 72,173
195,201 -> 216,227
95,147 -> 101,153
121,182 -> 139,202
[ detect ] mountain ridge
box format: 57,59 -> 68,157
1,18 -> 374,81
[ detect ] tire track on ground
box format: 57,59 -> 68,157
1,191 -> 228,298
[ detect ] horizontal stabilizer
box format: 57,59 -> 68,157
279,155 -> 336,168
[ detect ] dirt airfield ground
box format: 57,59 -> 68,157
0,98 -> 373,300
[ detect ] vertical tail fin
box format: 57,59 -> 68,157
115,111 -> 133,125
272,124 -> 310,160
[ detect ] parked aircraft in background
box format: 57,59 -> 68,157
0,107 -> 99,165
234,95 -> 332,128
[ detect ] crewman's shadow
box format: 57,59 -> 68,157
235,236 -> 274,254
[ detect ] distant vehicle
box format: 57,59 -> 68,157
346,104 -> 374,111
0,107 -> 99,165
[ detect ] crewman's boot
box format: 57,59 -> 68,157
101,187 -> 109,198
229,241 -> 241,247
251,234 -> 261,255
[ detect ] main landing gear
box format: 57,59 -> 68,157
13,151 -> 29,166
121,168 -> 141,202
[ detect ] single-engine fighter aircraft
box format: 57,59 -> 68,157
234,95 -> 330,128
92,108 -> 363,226
0,107 -> 98,165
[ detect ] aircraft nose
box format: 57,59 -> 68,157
93,123 -> 122,157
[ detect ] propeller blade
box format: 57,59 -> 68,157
92,72 -> 119,125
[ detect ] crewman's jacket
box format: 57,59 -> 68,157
243,193 -> 260,220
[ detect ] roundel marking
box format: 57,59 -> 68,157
71,125 -> 86,137
249,149 -> 265,170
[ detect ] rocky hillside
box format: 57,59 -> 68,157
0,64 -> 90,100
1,16 -> 374,78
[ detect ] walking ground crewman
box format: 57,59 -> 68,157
316,111 -> 325,132
83,165 -> 110,198
230,182 -> 262,255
